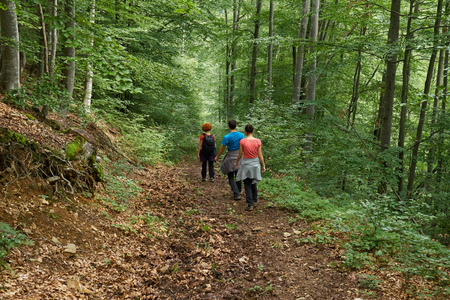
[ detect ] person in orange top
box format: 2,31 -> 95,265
198,123 -> 216,182
234,124 -> 266,211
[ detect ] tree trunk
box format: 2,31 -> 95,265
39,4 -> 49,75
378,0 -> 401,193
0,0 -> 21,93
49,0 -> 58,79
83,0 -> 96,113
304,0 -> 320,153
63,0 -> 76,103
397,0 -> 416,193
347,27 -> 366,127
230,0 -> 241,114
267,0 -> 274,98
249,0 -> 262,104
427,48 -> 444,174
407,0 -> 443,193
224,9 -> 230,119
292,0 -> 310,104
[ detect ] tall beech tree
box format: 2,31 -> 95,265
378,0 -> 401,193
0,0 -> 21,93
304,0 -> 320,153
62,0 -> 76,102
407,0 -> 444,193
267,0 -> 274,97
397,0 -> 417,193
292,0 -> 310,104
249,0 -> 262,104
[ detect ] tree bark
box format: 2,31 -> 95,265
407,0 -> 443,193
427,48 -> 444,174
230,0 -> 241,114
49,0 -> 58,79
267,0 -> 274,98
304,0 -> 320,153
224,9 -> 231,119
378,0 -> 402,193
83,0 -> 96,113
347,27 -> 366,127
249,0 -> 262,104
0,0 -> 21,93
39,4 -> 49,75
63,0 -> 76,103
292,0 -> 310,104
397,0 -> 416,193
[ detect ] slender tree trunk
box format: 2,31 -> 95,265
83,0 -> 95,113
427,48 -> 444,174
224,9 -> 231,119
49,0 -> 58,79
292,0 -> 310,104
267,0 -> 274,98
230,0 -> 241,114
0,0 -> 21,93
249,0 -> 262,104
407,0 -> 443,193
378,0 -> 402,193
39,4 -> 49,75
347,27 -> 366,127
304,0 -> 320,153
435,1 -> 448,186
63,0 -> 76,103
398,0 -> 416,193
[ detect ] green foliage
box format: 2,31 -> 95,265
260,177 -> 336,221
337,195 -> 449,286
98,160 -> 142,211
0,223 -> 32,269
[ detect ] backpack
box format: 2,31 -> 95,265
202,133 -> 215,155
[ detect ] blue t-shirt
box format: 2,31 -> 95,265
221,131 -> 245,151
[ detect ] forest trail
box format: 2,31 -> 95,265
1,159 -> 403,299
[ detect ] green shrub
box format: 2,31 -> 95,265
0,223 -> 32,269
260,177 -> 337,221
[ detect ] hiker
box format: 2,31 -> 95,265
198,123 -> 216,182
234,124 -> 266,211
215,120 -> 245,200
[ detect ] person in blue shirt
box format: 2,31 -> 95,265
215,120 -> 245,200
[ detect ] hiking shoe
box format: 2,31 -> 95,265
245,205 -> 254,211
252,202 -> 258,208
233,195 -> 241,200
210,178 -> 214,182
201,178 -> 206,182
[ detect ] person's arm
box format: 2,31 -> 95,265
257,145 -> 266,173
234,144 -> 244,169
197,138 -> 203,160
215,145 -> 226,162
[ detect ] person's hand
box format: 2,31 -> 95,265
262,166 -> 266,173
197,153 -> 200,161
234,163 -> 238,169
214,156 -> 219,162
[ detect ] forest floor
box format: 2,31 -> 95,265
0,102 -> 415,299
0,162 -> 412,300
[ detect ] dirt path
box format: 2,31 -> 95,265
1,160 -> 374,299
178,161 -> 362,299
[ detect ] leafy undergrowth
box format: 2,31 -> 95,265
260,176 -> 450,299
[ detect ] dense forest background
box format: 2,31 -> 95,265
0,0 -> 449,297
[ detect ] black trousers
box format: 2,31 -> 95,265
243,178 -> 257,206
202,160 -> 214,179
227,171 -> 241,197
